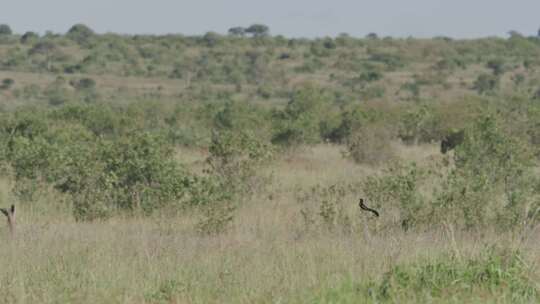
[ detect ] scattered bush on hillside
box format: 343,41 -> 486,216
398,105 -> 439,145
272,85 -> 337,146
473,73 -> 499,95
0,78 -> 14,90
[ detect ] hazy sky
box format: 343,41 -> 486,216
3,0 -> 540,38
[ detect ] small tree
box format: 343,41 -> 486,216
70,77 -> 96,91
486,58 -> 506,76
245,24 -> 269,37
228,27 -> 245,37
366,32 -> 379,39
66,23 -> 95,45
473,74 -> 499,95
20,31 -> 39,44
0,24 -> 12,36
29,41 -> 59,71
202,31 -> 220,47
1,78 -> 14,90
271,86 -> 332,145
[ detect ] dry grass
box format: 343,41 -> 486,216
0,144 -> 537,303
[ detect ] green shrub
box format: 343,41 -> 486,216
1,78 -> 14,90
70,77 -> 96,90
207,130 -> 273,197
398,105 -> 438,144
316,247 -> 538,303
20,31 -> 39,44
433,115 -> 536,230
362,162 -> 427,230
272,86 -> 334,146
0,24 -> 12,36
99,132 -> 188,213
486,58 -> 506,76
1,110 -> 191,220
473,73 -> 499,95
66,23 -> 95,46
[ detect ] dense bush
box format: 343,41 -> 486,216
345,123 -> 396,165
433,115 -> 536,230
1,78 -> 14,90
0,105 -> 194,220
66,23 -> 95,46
207,130 -> 274,196
362,162 -> 427,230
0,24 -> 12,38
398,105 -> 439,144
272,86 -> 339,146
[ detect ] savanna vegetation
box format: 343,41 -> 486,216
1,23 -> 540,303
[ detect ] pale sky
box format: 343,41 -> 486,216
3,0 -> 540,38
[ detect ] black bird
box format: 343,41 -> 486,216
0,205 -> 14,217
359,198 -> 379,217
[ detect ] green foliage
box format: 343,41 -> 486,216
433,115 -> 536,230
368,51 -> 405,70
316,247 -> 538,303
362,162 -> 426,230
201,32 -> 221,47
66,23 -> 95,45
400,82 -> 421,99
0,78 -> 14,90
245,24 -> 270,37
212,100 -> 269,138
328,106 -> 384,143
189,130 -> 274,234
0,107 -> 191,220
144,279 -> 183,304
45,77 -> 71,106
207,130 -> 273,196
486,58 -> 506,76
272,86 -> 337,145
0,24 -> 12,36
398,105 -> 438,144
473,73 -> 499,95
20,31 -> 39,44
228,27 -> 245,37
196,199 -> 236,235
70,77 -> 96,90
359,70 -> 383,82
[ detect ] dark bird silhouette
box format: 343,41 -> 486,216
0,205 -> 14,217
0,204 -> 15,236
359,198 -> 379,217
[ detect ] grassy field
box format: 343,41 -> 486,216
0,144 -> 537,303
0,27 -> 540,303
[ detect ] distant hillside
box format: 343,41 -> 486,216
0,24 -> 540,107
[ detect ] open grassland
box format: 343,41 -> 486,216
1,27 -> 540,303
0,144 -> 538,303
